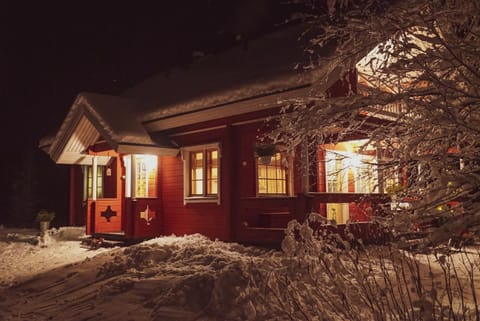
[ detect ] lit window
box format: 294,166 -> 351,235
257,153 -> 287,195
84,165 -> 104,199
190,151 -> 204,195
325,149 -> 378,193
134,155 -> 158,198
182,143 -> 220,203
189,149 -> 219,197
207,149 -> 219,195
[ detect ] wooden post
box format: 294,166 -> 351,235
301,140 -> 310,194
131,155 -> 136,199
92,156 -> 98,201
377,144 -> 384,194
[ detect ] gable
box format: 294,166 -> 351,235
50,115 -> 111,165
46,93 -> 178,165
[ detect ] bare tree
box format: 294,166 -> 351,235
270,0 -> 480,248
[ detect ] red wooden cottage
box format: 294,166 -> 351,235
40,26 -> 391,245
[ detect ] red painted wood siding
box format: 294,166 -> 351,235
160,128 -> 230,241
232,123 -> 258,198
89,198 -> 122,233
160,155 -> 229,240
124,198 -> 163,239
103,157 -> 118,198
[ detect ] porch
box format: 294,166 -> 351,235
86,197 -> 163,241
235,193 -> 391,246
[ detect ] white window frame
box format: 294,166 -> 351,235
181,143 -> 221,205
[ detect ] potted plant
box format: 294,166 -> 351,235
36,209 -> 55,232
255,144 -> 276,165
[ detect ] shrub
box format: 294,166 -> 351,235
36,209 -> 55,222
242,215 -> 480,321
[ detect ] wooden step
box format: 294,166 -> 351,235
92,232 -> 126,242
80,232 -> 127,249
81,236 -> 125,249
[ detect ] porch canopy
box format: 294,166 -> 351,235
42,92 -> 178,165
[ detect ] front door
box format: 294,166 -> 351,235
85,155 -> 123,234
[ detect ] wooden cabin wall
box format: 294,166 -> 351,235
232,123 -> 258,198
160,127 -> 231,241
103,158 -> 117,198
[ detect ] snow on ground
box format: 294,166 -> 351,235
0,227 -> 110,289
0,229 -> 274,321
0,227 -> 478,321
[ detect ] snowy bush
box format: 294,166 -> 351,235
0,232 -> 478,321
267,0 -> 480,247
242,216 -> 480,321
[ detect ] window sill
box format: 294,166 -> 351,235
257,194 -> 291,198
131,197 -> 158,200
184,196 -> 220,205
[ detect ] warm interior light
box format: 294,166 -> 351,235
140,155 -> 157,171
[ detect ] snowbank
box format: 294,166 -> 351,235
0,233 -> 274,321
0,228 -> 478,321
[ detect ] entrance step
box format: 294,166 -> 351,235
81,232 -> 127,249
92,232 -> 126,242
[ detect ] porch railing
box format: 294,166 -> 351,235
362,102 -> 407,120
87,198 -> 122,234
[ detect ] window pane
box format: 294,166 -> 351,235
135,155 -> 157,197
207,149 -> 219,195
87,166 -> 93,198
325,149 -> 378,194
277,180 -> 285,194
190,151 -> 204,196
97,167 -> 103,198
258,179 -> 267,194
258,166 -> 266,179
135,158 -> 146,197
147,162 -> 158,197
86,165 -> 104,198
267,180 -> 276,193
193,179 -> 203,195
209,179 -> 218,194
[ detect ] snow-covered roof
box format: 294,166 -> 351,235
122,24 -> 315,122
44,24 -> 343,162
79,92 -> 159,146
47,93 -> 178,164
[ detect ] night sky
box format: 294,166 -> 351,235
1,0 -> 299,226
